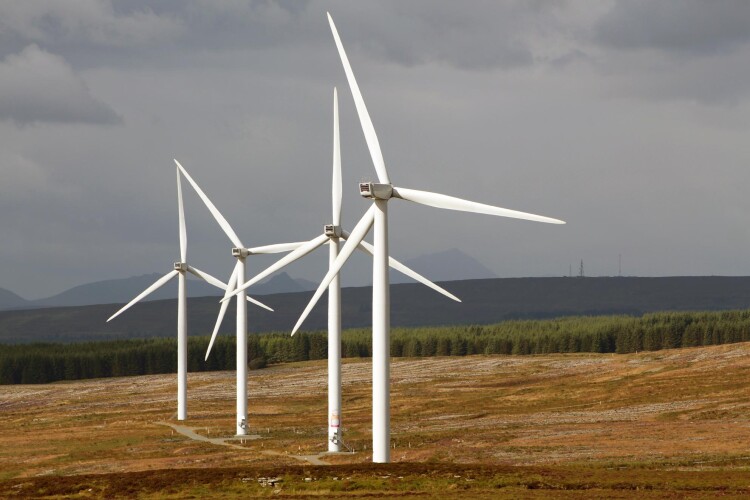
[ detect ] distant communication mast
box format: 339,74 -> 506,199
579,259 -> 584,278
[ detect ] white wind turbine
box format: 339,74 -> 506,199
288,13 -> 567,463
224,87 -> 460,452
174,159 -> 302,436
106,166 -> 272,421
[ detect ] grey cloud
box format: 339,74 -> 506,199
0,1 -> 550,71
335,1 -> 538,70
0,152 -> 76,206
544,1 -> 750,105
0,0 -> 323,71
599,48 -> 750,106
0,0 -> 184,49
0,45 -> 121,125
131,0 -> 540,70
594,0 -> 750,54
3,1 -> 750,299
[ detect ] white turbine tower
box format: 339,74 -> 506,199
174,159 -> 300,436
225,87 -> 460,452
106,166 -> 271,421
288,13 -> 567,463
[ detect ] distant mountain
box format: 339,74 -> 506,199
294,277 -> 318,291
0,287 -> 29,310
0,272 -> 314,311
255,272 -> 304,294
392,248 -> 498,283
4,276 -> 750,344
29,273 -> 216,309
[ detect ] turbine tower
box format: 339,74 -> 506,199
225,88 -> 459,452
175,160 -> 301,436
106,166 -> 271,421
289,13 -> 566,463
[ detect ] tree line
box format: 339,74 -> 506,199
2,309 -> 750,384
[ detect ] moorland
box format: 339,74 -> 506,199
1,342 -> 748,498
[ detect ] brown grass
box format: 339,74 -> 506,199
1,342 -> 749,497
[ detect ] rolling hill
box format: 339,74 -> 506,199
0,248 -> 491,311
0,272 -> 312,311
2,276 -> 750,343
0,287 -> 28,310
390,248 -> 498,283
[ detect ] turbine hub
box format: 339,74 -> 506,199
173,262 -> 187,272
232,247 -> 250,258
359,182 -> 392,200
324,224 -> 342,238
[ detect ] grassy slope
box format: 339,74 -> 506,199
6,276 -> 750,343
0,343 -> 749,497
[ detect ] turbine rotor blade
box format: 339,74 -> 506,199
176,167 -> 187,263
223,262 -> 240,298
327,13 -> 390,184
392,187 -> 566,225
224,233 -> 330,302
246,242 -> 306,254
344,231 -> 461,302
291,205 -> 375,335
187,265 -> 272,313
107,270 -> 179,322
332,87 -> 342,226
174,159 -> 244,248
186,265 -> 226,290
205,262 -> 240,360
246,295 -> 274,312
205,299 -> 231,361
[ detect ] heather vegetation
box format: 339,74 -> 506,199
2,344 -> 749,495
2,309 -> 750,384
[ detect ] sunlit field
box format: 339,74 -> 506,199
1,343 -> 749,498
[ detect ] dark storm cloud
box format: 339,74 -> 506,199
0,1 -> 548,71
598,50 -> 750,106
594,0 -> 750,55
0,1 -> 317,66
0,0 -> 186,70
0,0 -> 184,50
574,1 -> 750,106
326,1 -> 539,70
0,45 -> 121,125
1,0 -> 750,299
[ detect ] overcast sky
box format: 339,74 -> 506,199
1,0 -> 750,299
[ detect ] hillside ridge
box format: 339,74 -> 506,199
2,275 -> 750,343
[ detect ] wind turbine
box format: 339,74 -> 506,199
288,13 -> 567,463
174,159 -> 301,436
106,166 -> 271,421
224,87 -> 460,452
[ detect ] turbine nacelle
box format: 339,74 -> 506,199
173,262 -> 188,272
324,224 -> 343,238
359,182 -> 392,200
232,247 -> 250,258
